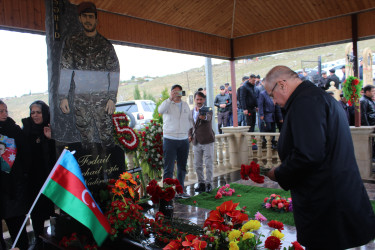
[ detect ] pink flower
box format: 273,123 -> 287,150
270,194 -> 276,198
278,203 -> 284,209
215,192 -> 222,199
265,203 -> 271,209
254,211 -> 267,222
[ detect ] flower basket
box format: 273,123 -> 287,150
137,120 -> 163,180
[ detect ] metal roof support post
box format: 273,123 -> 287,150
352,14 -> 361,127
230,60 -> 238,127
205,57 -> 218,134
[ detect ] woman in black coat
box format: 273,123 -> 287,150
0,100 -> 30,250
22,100 -> 56,248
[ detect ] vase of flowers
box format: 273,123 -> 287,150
146,178 -> 183,218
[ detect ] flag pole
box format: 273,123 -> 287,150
11,149 -> 69,248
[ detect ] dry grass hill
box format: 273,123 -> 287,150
3,39 -> 375,126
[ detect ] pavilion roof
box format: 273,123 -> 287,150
1,0 -> 374,59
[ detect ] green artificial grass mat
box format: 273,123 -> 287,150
178,183 -> 375,227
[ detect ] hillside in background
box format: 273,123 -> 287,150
4,39 -> 375,126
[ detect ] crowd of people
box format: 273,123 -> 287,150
1,66 -> 374,249
211,64 -> 372,135
0,100 -> 56,250
159,66 -> 375,249
213,73 -> 284,148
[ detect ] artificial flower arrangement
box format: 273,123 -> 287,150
215,184 -> 235,199
263,194 -> 293,213
342,76 -> 363,107
137,120 -> 164,179
240,161 -> 268,184
100,171 -> 145,241
112,112 -> 139,152
146,178 -> 183,204
81,173 -> 303,249
164,200 -> 304,250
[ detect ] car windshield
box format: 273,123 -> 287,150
141,101 -> 156,112
116,103 -> 138,113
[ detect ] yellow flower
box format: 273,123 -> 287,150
228,230 -> 241,241
241,220 -> 261,232
229,241 -> 239,250
242,232 -> 254,240
271,229 -> 285,240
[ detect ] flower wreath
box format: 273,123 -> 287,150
342,76 -> 363,107
112,112 -> 139,152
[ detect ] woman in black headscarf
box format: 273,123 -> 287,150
22,100 -> 56,248
0,100 -> 30,250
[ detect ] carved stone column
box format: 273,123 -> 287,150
221,126 -> 250,168
350,126 -> 375,181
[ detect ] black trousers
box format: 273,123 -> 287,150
245,110 -> 256,132
217,111 -> 229,134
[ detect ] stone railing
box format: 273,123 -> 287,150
184,125 -> 375,185
184,127 -> 282,185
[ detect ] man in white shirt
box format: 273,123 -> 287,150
158,84 -> 193,198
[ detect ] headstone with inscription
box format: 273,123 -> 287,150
45,0 -> 126,198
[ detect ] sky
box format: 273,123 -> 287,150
0,30 -> 224,98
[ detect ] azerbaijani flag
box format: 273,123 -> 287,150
42,150 -> 110,246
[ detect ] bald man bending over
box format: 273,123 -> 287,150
264,65 -> 375,249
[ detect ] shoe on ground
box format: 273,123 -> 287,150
176,193 -> 190,199
195,183 -> 206,192
206,184 -> 212,193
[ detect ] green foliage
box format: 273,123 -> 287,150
152,87 -> 170,124
342,76 -> 363,106
178,183 -> 296,226
142,90 -> 156,102
134,85 -> 141,100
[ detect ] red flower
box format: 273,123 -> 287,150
240,161 -> 265,183
175,185 -> 183,194
268,220 -> 284,231
162,187 -> 176,201
291,241 -> 305,250
264,236 -> 281,250
163,178 -> 176,185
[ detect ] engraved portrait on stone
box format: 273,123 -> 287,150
58,2 -> 119,149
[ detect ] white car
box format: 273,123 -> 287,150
115,100 -> 156,130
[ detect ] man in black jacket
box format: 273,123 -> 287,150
214,85 -> 231,134
360,84 -> 375,126
240,74 -> 258,132
237,76 -> 249,126
325,68 -> 340,89
264,66 -> 375,249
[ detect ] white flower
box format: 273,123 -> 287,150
214,236 -> 218,240
228,222 -> 233,226
225,237 -> 229,242
206,231 -> 211,235
203,227 -> 208,231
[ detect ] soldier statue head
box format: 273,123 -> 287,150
77,2 -> 98,36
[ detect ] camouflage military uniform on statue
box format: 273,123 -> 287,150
58,2 -> 119,148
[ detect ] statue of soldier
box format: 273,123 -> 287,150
58,2 -> 119,148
